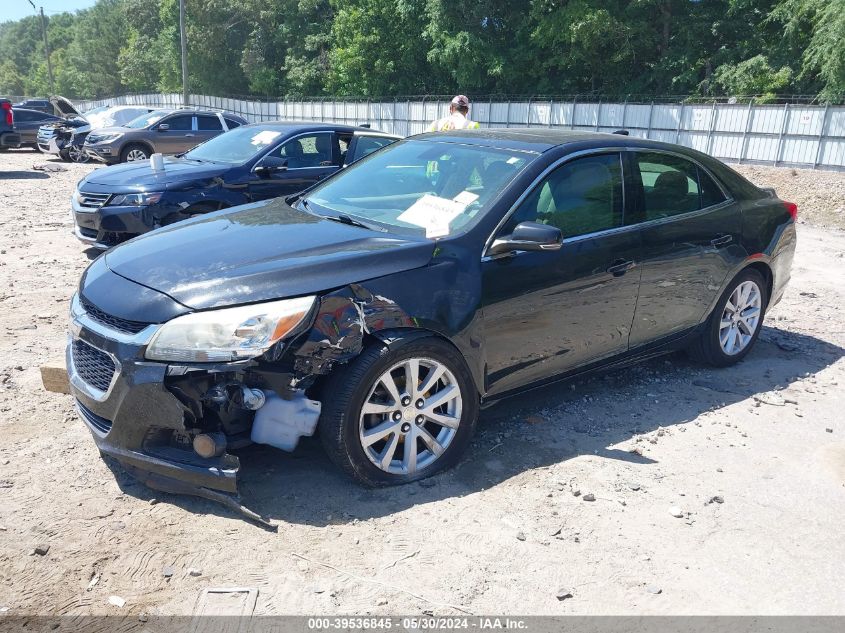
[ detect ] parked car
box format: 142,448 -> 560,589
0,98 -> 21,150
37,102 -> 154,163
83,108 -> 248,164
13,98 -> 52,113
11,107 -> 64,147
66,130 -> 796,517
72,122 -> 399,249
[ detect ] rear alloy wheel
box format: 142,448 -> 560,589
690,269 -> 767,367
122,144 -> 150,162
319,337 -> 478,486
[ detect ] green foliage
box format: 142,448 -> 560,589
713,54 -> 793,100
0,0 -> 840,101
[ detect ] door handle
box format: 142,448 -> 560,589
607,259 -> 636,276
711,234 -> 733,247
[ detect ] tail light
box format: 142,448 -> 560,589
1,102 -> 12,127
783,201 -> 798,222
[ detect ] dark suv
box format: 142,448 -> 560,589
84,108 -> 247,164
0,98 -> 21,149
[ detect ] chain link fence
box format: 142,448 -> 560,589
70,93 -> 845,170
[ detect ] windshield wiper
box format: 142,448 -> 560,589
329,214 -> 386,232
299,199 -> 386,232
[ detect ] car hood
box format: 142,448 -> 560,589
84,156 -> 230,189
50,95 -> 81,118
104,198 -> 435,309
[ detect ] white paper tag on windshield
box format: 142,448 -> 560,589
453,191 -> 479,206
398,194 -> 466,238
250,130 -> 281,146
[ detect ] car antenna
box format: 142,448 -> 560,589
612,129 -> 630,136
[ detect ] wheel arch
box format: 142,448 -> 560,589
289,284 -> 485,396
120,140 -> 155,160
702,257 -> 774,325
744,260 -> 774,307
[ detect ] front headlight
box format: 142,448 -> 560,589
91,133 -> 123,144
108,192 -> 164,206
145,296 -> 316,362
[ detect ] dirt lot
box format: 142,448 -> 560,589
0,148 -> 843,617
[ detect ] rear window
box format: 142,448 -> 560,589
197,115 -> 223,131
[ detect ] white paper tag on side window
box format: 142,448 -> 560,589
397,194 -> 466,238
453,191 -> 479,206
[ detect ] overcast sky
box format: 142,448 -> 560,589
2,0 -> 99,23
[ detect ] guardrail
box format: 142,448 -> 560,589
74,93 -> 845,170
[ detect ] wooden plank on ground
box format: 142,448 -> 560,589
41,357 -> 69,394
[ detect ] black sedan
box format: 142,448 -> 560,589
67,129 -> 796,520
71,122 -> 399,249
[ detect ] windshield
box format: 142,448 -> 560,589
125,109 -> 170,129
306,139 -> 535,238
184,126 -> 283,164
82,105 -> 109,117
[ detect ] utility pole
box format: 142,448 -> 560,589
28,1 -> 54,94
179,0 -> 189,106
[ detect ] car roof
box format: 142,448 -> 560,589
12,107 -> 56,116
152,108 -> 248,121
413,128 -> 699,155
240,121 -> 372,133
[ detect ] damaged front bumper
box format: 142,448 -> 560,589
67,294 -> 279,525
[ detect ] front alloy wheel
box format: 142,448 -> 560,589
68,145 -> 90,163
319,336 -> 478,486
359,358 -> 462,475
125,147 -> 149,162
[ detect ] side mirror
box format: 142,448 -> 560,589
255,156 -> 288,177
156,123 -> 170,132
488,221 -> 563,256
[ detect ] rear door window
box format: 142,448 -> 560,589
633,152 -> 726,221
197,115 -> 223,131
698,168 -> 728,207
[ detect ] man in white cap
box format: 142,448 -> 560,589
426,95 -> 480,132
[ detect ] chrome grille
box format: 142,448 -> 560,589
76,191 -> 111,209
76,400 -> 113,435
71,339 -> 116,393
36,126 -> 57,142
80,296 -> 151,335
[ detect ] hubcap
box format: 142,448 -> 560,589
359,357 -> 462,475
126,149 -> 147,161
719,280 -> 762,355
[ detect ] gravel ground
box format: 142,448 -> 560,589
0,148 -> 844,617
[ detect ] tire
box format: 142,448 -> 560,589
689,268 -> 768,367
319,336 -> 479,487
67,145 -> 90,163
121,144 -> 150,163
58,148 -> 71,161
